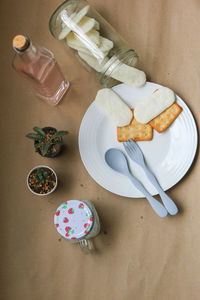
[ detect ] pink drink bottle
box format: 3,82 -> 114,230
12,35 -> 70,105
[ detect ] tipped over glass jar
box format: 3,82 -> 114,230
49,0 -> 146,88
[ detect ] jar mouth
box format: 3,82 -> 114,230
99,49 -> 139,87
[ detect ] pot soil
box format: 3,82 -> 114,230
28,167 -> 57,195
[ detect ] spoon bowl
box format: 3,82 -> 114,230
105,148 -> 130,175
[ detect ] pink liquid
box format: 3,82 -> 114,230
13,44 -> 69,105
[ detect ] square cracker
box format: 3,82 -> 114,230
117,109 -> 153,142
149,103 -> 182,133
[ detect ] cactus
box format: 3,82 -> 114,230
26,127 -> 68,156
35,168 -> 48,184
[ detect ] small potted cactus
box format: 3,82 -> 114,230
26,126 -> 68,157
27,165 -> 57,196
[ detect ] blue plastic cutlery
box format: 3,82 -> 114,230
105,148 -> 168,218
123,139 -> 178,215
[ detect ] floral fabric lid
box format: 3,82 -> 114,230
54,200 -> 94,240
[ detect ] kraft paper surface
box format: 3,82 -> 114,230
0,0 -> 200,299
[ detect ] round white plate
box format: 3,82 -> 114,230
79,83 -> 198,198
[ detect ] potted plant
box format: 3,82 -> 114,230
26,126 -> 68,157
27,165 -> 57,196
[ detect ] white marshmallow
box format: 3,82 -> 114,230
134,87 -> 175,124
59,5 -> 90,40
78,51 -> 109,72
95,88 -> 132,126
112,64 -> 146,87
77,16 -> 96,33
98,37 -> 114,55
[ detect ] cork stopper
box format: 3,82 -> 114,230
12,35 -> 29,51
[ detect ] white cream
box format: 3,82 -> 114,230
95,88 -> 132,127
77,16 -> 96,33
134,87 -> 175,124
111,63 -> 146,88
59,5 -> 90,40
78,51 -> 109,72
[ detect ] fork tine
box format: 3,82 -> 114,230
125,141 -> 131,151
130,139 -> 144,159
123,142 -> 132,156
130,139 -> 143,154
129,140 -> 139,152
129,139 -> 137,148
127,140 -> 136,153
123,142 -> 129,152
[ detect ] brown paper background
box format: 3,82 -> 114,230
0,0 -> 200,299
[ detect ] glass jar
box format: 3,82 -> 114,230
54,200 -> 100,253
49,0 -> 143,88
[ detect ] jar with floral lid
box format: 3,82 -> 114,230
54,200 -> 101,253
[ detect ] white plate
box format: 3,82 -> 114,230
79,83 -> 198,198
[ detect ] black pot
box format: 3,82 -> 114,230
34,127 -> 63,158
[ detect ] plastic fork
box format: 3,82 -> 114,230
123,140 -> 178,215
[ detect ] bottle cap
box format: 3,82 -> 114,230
54,200 -> 94,240
12,35 -> 29,51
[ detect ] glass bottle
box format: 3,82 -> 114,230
49,0 -> 143,88
12,35 -> 70,105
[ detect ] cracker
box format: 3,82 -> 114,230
149,103 -> 182,133
117,109 -> 153,142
